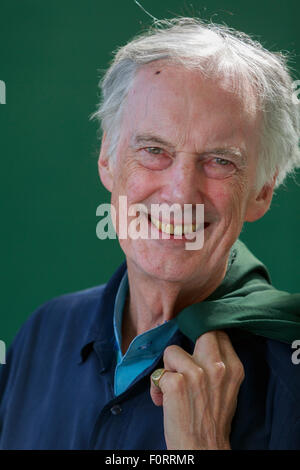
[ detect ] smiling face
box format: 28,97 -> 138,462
99,61 -> 275,286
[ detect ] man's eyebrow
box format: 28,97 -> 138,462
131,134 -> 175,149
204,147 -> 247,164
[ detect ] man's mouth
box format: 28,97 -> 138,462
147,214 -> 210,236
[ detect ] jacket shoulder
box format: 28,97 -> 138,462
21,284 -> 107,333
3,283 -> 108,375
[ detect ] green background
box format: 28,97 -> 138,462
0,0 -> 299,347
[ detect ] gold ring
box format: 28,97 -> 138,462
151,368 -> 166,389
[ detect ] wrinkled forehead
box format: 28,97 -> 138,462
121,60 -> 261,146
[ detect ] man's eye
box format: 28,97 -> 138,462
139,147 -> 171,170
214,157 -> 230,165
203,156 -> 236,179
145,147 -> 163,155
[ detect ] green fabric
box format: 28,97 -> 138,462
176,239 -> 300,344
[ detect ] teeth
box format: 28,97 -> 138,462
150,216 -> 162,231
174,224 -> 183,236
184,224 -> 197,234
161,222 -> 174,234
150,216 -> 198,235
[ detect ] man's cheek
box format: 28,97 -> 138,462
126,175 -> 157,204
206,182 -> 230,203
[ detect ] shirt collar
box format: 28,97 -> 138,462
113,271 -> 129,357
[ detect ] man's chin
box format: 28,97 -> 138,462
129,251 -> 212,284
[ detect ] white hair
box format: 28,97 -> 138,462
91,17 -> 300,189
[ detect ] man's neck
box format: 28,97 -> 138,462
121,258 -> 229,354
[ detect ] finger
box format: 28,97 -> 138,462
149,345 -> 194,407
216,331 -> 245,384
192,331 -> 226,389
150,374 -> 164,407
163,345 -> 206,385
213,331 -> 244,425
193,331 -> 223,366
216,331 -> 241,363
162,345 -> 210,408
163,345 -> 193,371
192,332 -> 230,421
150,370 -> 176,407
192,331 -> 243,384
150,344 -> 204,406
153,369 -> 187,401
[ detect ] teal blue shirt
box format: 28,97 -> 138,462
113,271 -> 178,396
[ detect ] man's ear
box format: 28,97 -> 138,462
98,132 -> 113,193
244,171 -> 277,222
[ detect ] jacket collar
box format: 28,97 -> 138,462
78,260 -> 127,365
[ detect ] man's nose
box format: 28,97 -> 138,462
161,154 -> 202,204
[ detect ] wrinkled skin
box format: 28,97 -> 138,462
150,331 -> 245,450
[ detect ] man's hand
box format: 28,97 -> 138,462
150,330 -> 245,450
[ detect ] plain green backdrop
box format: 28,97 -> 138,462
0,0 -> 299,347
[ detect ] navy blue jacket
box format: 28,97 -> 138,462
0,262 -> 300,449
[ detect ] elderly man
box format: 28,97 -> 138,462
1,17 -> 300,450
